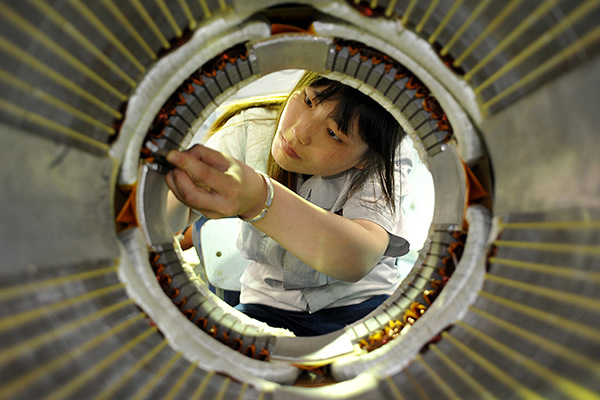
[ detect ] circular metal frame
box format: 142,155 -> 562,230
120,4 -> 481,389
1,0 -> 599,399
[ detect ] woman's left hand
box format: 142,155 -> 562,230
165,144 -> 265,219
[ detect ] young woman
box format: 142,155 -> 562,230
166,71 -> 411,336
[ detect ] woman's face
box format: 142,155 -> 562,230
271,86 -> 369,176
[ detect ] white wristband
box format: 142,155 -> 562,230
238,170 -> 274,223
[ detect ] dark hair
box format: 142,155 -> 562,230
268,71 -> 405,210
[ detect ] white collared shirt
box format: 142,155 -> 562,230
204,107 -> 412,312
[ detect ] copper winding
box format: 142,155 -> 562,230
343,1 -> 466,76
148,250 -> 270,361
138,33 -> 459,359
359,231 -> 467,352
334,38 -> 454,141
140,44 -> 249,164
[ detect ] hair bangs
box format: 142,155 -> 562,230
312,82 -> 360,138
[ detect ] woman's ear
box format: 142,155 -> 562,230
354,159 -> 369,170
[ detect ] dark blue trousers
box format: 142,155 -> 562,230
235,295 -> 388,336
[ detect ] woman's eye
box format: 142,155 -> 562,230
304,94 -> 313,107
328,129 -> 342,142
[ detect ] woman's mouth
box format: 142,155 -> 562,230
280,133 -> 301,160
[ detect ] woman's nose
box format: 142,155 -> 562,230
293,120 -> 312,145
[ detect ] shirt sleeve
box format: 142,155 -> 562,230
204,111 -> 248,162
204,108 -> 276,172
341,145 -> 412,257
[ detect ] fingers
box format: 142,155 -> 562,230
166,167 -> 217,215
165,145 -> 243,218
168,144 -> 231,172
167,167 -> 230,220
167,146 -> 234,193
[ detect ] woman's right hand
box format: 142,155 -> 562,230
165,144 -> 266,220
